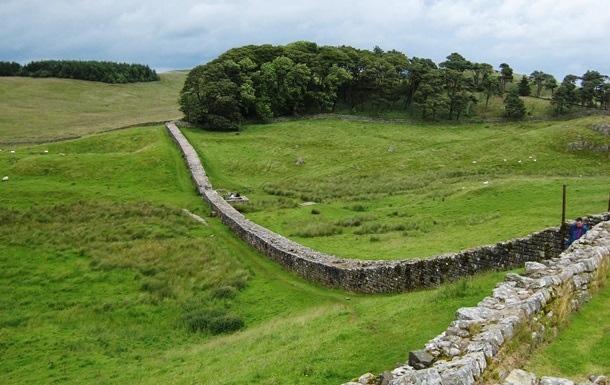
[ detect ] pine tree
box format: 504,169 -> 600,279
518,75 -> 531,96
504,88 -> 526,118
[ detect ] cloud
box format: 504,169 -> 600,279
0,0 -> 608,78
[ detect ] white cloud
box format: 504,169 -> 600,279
0,0 -> 608,78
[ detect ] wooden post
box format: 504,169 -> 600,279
562,184 -> 567,226
561,184 -> 567,249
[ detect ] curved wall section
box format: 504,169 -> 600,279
166,122 -> 610,293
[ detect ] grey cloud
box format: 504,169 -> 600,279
0,0 -> 608,79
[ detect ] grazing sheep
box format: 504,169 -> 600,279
2,176 -> 8,182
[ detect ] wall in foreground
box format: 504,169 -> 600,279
166,121 -> 610,294
343,220 -> 610,385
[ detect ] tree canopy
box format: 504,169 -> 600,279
179,43 -> 610,130
0,60 -> 159,83
180,43 -> 494,129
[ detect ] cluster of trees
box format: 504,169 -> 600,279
517,69 -> 610,114
180,42 -> 610,130
0,60 -> 159,83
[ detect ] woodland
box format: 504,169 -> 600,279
177,41 -> 610,130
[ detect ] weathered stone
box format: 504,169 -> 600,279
456,307 -> 498,321
440,366 -> 475,385
540,377 -> 575,385
525,261 -> 548,273
505,273 -> 536,288
408,350 -> 435,370
590,375 -> 608,385
379,371 -> 393,385
465,341 -> 495,359
358,373 -> 377,384
389,368 -> 442,385
537,275 -> 562,288
503,369 -> 537,385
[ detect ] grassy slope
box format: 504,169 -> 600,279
0,125 -> 512,385
0,75 -> 608,383
183,116 -> 610,259
0,71 -> 186,143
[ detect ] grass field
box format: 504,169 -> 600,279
0,74 -> 609,384
0,124 -> 517,384
0,71 -> 187,143
182,116 -> 610,259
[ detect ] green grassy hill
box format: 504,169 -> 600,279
0,74 -> 608,384
0,124 -> 514,384
0,71 -> 186,143
183,116 -> 610,259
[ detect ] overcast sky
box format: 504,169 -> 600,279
1,0 -> 608,80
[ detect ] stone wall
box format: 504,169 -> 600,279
165,121 -> 610,294
343,220 -> 610,385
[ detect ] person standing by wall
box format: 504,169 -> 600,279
566,217 -> 588,249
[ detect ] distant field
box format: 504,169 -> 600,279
0,71 -> 186,143
183,116 -> 610,259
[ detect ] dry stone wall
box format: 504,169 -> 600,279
343,220 -> 610,385
165,121 -> 610,294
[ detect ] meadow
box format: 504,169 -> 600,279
0,71 -> 186,143
183,116 -> 610,260
0,74 -> 609,384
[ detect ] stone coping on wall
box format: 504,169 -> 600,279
165,121 -> 610,294
342,220 -> 610,385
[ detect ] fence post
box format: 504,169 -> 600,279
561,184 -> 567,250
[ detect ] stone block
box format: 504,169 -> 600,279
389,368 -> 442,385
503,369 -> 537,385
456,307 -> 498,321
408,349 -> 435,369
540,377 -> 575,385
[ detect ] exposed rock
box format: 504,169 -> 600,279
358,373 -> 377,384
503,369 -> 537,385
525,261 -> 548,273
379,371 -> 394,385
540,377 -> 575,385
408,350 -> 435,370
456,306 -> 498,321
389,368 -> 442,385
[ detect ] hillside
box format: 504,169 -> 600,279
0,71 -> 186,143
0,75 -> 608,384
182,116 -> 610,260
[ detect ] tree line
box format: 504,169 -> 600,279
0,60 -> 159,84
179,41 -> 609,130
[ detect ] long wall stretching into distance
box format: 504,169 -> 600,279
166,122 -> 610,294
